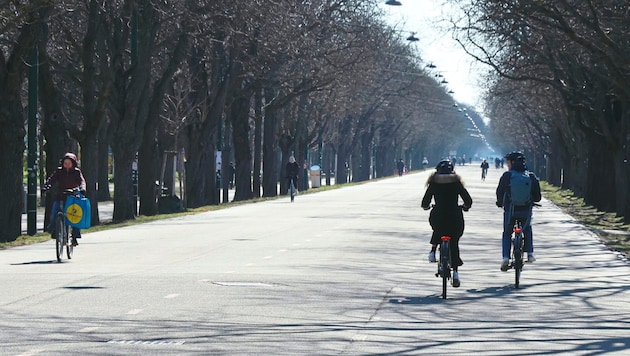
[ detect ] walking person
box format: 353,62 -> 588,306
481,159 -> 489,181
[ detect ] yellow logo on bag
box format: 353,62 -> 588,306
66,203 -> 83,224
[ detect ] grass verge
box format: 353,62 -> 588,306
540,181 -> 630,259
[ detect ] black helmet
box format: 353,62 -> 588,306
435,160 -> 454,174
504,151 -> 525,161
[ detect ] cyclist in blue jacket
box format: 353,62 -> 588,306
496,151 -> 542,271
422,160 -> 472,287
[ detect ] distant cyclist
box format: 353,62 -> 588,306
286,156 -> 299,193
496,151 -> 542,271
480,159 -> 489,181
421,160 -> 472,287
43,153 -> 86,246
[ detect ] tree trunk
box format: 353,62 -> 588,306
354,132 -> 372,182
262,95 -> 280,197
111,145 -> 137,222
97,130 -> 111,201
232,94 -> 254,201
252,87 -> 263,198
0,124 -> 24,242
138,122 -> 159,216
78,138 -> 101,226
0,3 -> 50,242
584,132 -> 615,212
335,145 -> 350,184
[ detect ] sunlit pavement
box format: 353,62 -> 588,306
3,164 -> 629,355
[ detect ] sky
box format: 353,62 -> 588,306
379,0 -> 487,110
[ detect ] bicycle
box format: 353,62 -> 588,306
503,203 -> 540,288
428,204 -> 468,299
288,177 -> 297,203
52,189 -> 82,262
506,218 -> 526,288
436,235 -> 452,299
481,168 -> 488,181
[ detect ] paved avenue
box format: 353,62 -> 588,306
2,165 -> 629,355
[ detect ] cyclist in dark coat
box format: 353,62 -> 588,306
422,160 -> 472,287
286,156 -> 299,191
43,152 -> 87,245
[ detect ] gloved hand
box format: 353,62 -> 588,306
496,201 -> 502,208
422,206 -> 431,211
461,205 -> 470,212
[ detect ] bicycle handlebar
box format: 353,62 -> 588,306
423,204 -> 470,211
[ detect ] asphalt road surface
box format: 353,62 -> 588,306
2,165 -> 629,355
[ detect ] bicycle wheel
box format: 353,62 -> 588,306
66,226 -> 74,260
55,213 -> 65,262
440,240 -> 449,299
514,233 -> 524,288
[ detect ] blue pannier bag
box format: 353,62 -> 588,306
509,170 -> 532,207
65,193 -> 91,229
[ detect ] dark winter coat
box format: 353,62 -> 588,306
286,162 -> 299,178
421,172 -> 473,242
44,153 -> 87,201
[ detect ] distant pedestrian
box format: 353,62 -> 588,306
481,159 -> 489,181
396,159 -> 405,176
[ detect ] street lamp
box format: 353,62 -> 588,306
385,0 -> 402,5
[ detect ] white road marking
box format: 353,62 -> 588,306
164,294 -> 180,299
16,350 -> 44,356
78,326 -> 99,333
245,263 -> 255,266
263,255 -> 273,259
127,309 -> 143,315
278,249 -> 288,252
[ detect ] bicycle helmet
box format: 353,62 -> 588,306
435,160 -> 454,174
504,151 -> 525,162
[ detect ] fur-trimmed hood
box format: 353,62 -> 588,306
426,172 -> 464,187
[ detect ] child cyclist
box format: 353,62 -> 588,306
421,160 -> 473,287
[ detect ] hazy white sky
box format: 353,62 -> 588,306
380,0 -> 486,109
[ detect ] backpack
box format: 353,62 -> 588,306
509,170 -> 532,206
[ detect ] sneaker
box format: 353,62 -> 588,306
428,251 -> 437,263
71,238 -> 78,247
527,253 -> 536,263
452,272 -> 461,288
500,258 -> 510,272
